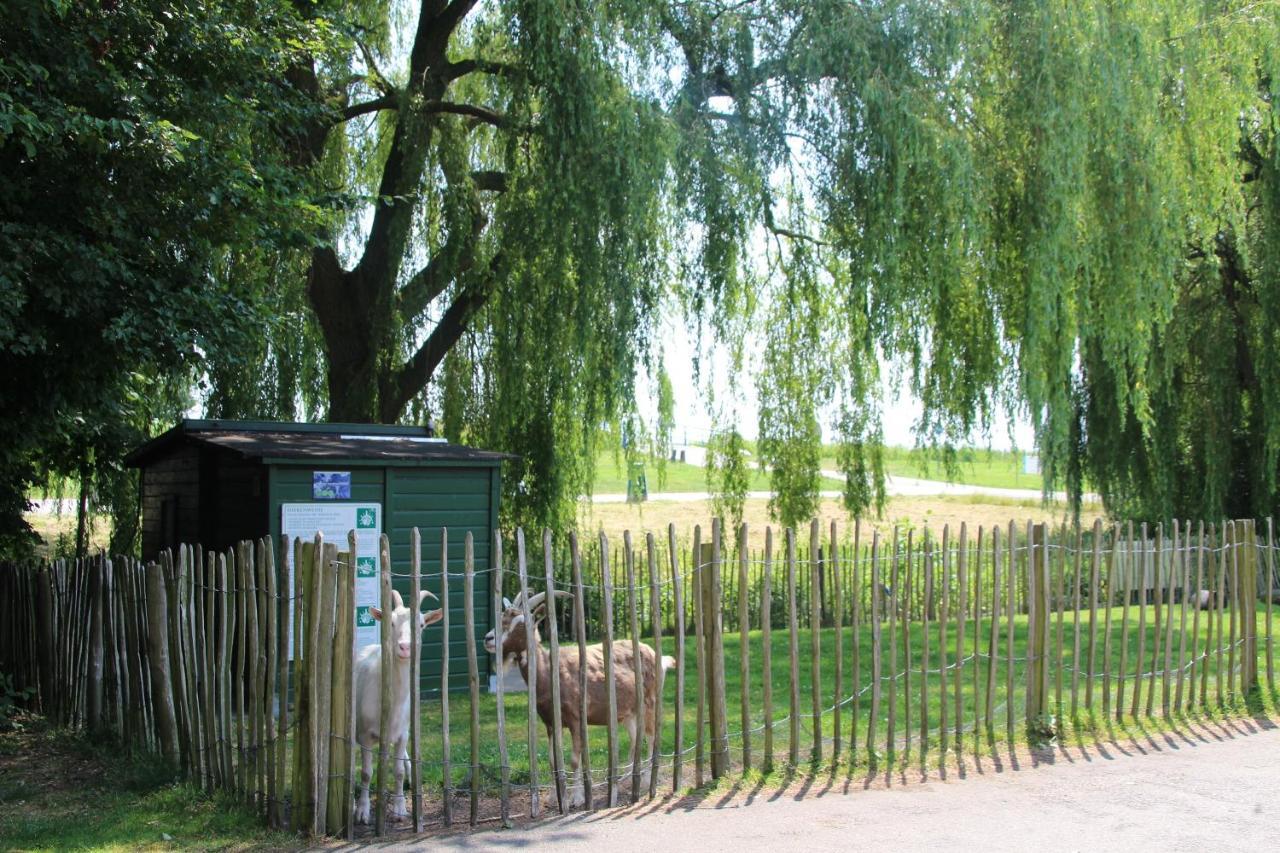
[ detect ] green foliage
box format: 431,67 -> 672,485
0,0 -> 336,554
8,0 -> 1279,543
653,362 -> 676,490
706,428 -> 751,534
758,248 -> 826,530
0,673 -> 34,732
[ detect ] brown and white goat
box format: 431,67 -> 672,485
483,590 -> 675,807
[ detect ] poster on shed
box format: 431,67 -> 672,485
281,501 -> 382,657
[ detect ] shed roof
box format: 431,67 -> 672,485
125,419 -> 512,467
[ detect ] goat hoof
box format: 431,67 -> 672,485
354,800 -> 372,825
389,796 -> 408,821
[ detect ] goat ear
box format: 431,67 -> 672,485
369,606 -> 383,622
422,608 -> 443,626
502,596 -> 512,609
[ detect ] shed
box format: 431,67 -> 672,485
125,419 -> 508,692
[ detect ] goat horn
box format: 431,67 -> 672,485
392,589 -> 404,609
417,590 -> 438,606
523,590 -> 574,612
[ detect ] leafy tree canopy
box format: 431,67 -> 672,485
6,0 -> 1280,552
234,0 -> 1277,528
0,0 -> 335,554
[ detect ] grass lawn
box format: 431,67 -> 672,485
0,717 -> 297,852
405,601 -> 1279,800
589,450 -> 842,494
22,510 -> 111,559
817,445 -> 1046,492
4,600 -> 1274,844
579,495 -> 1096,554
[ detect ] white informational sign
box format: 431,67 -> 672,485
281,502 -> 383,657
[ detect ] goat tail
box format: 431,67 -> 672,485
661,655 -> 677,671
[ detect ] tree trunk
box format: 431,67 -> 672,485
308,250 -> 385,422
75,464 -> 89,560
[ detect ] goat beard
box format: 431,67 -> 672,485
498,651 -> 526,673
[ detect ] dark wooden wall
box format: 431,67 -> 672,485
141,445 -> 267,560
140,445 -> 201,559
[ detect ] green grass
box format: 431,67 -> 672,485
597,443 -> 1052,495
590,450 -> 841,494
8,601 -> 1274,845
405,601 -> 1279,793
0,720 -> 296,851
817,445 -> 1045,491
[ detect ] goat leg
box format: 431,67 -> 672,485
568,722 -> 587,809
390,736 -> 409,820
354,743 -> 374,825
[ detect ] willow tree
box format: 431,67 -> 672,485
220,0 -> 1278,527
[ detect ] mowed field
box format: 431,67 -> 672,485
403,601 -> 1279,810
578,494 -> 1100,553
590,445 -> 1043,495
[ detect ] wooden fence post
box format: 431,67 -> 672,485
36,568 -> 55,721
326,543 -> 355,837
494,532 -> 514,824
647,532 -> 664,799
1266,518 -> 1276,694
668,524 -> 685,793
87,555 -> 105,734
408,528 -> 423,834
624,531 -> 645,802
809,519 -> 822,764
866,530 -> 881,766
375,534 -> 394,836
542,529 -> 567,813
600,530 -> 619,806
703,519 -> 729,779
145,561 -> 180,767
467,532 -> 483,825
831,519 -> 843,762
786,527 -> 801,766
738,522 -> 751,772
442,527 -> 455,824
1024,523 -> 1049,732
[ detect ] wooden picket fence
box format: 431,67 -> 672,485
1,517 -> 1277,839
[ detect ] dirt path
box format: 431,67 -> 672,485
366,716 -> 1278,852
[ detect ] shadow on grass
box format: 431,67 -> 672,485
334,686 -> 1280,848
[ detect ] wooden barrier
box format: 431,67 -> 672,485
4,515 -> 1276,839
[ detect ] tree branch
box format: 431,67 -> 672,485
471,170 -> 508,192
764,221 -> 829,246
382,258 -> 500,421
423,100 -> 508,128
762,199 -> 829,247
354,36 -> 397,95
443,57 -> 519,82
342,94 -> 399,121
355,0 -> 477,289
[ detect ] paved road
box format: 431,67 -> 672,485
376,719 -> 1278,852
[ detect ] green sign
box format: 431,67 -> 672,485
356,556 -> 376,577
357,507 -> 377,529
356,605 -> 376,627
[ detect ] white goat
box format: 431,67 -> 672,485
353,589 -> 442,824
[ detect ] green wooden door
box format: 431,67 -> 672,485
388,466 -> 496,693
